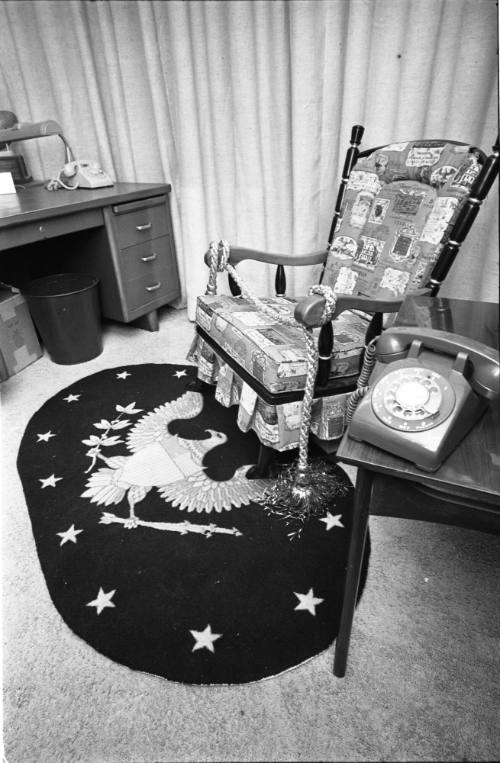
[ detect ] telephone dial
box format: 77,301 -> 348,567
348,326 -> 500,472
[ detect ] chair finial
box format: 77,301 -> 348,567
350,125 -> 364,145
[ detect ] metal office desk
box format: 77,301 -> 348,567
334,296 -> 500,677
0,182 -> 180,331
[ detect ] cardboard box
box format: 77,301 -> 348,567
0,289 -> 42,381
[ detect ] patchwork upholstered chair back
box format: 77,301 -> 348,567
323,140 -> 484,300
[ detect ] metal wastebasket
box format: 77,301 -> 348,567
23,273 -> 102,364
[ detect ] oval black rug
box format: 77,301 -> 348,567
17,363 -> 369,685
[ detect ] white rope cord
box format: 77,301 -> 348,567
205,240 -> 224,295
206,240 -> 337,476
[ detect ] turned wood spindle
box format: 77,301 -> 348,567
316,125 -> 365,385
275,264 -> 286,297
327,124 -> 365,249
317,321 -> 334,387
228,270 -> 241,296
428,136 -> 499,297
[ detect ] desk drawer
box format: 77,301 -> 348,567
0,208 -> 103,250
122,253 -> 180,312
118,236 -> 170,281
113,200 -> 168,249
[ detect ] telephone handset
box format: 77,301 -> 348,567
348,326 -> 500,472
46,159 -> 113,190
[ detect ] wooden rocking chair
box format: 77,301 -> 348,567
188,126 -> 499,477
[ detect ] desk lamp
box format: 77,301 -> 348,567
0,113 -> 75,182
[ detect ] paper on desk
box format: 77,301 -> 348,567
0,171 -> 17,194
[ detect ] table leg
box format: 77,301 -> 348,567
246,443 -> 274,479
333,466 -> 373,677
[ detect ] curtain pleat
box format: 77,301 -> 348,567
0,0 -> 497,317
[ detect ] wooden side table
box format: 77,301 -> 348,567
333,295 -> 500,677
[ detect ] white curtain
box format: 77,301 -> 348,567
1,0 -> 498,320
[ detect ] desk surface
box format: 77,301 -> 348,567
337,296 -> 500,505
0,182 -> 170,228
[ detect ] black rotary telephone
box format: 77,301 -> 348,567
348,326 -> 500,472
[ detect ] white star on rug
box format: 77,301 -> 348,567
190,624 -> 222,653
37,431 -> 55,443
319,512 -> 344,531
294,588 -> 324,616
174,370 -> 187,378
116,371 -> 131,380
39,474 -> 63,488
86,588 -> 116,614
63,394 -> 80,403
57,524 -> 83,546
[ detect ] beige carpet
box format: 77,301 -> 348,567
2,306 -> 499,762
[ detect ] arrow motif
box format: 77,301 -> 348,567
99,512 -> 243,537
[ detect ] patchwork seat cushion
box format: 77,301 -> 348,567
193,294 -> 369,393
189,294 -> 370,450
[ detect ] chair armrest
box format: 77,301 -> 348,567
203,246 -> 328,269
295,288 -> 432,328
294,293 -> 404,328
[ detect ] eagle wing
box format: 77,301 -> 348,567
126,391 -> 204,453
81,461 -> 128,506
158,465 -> 269,513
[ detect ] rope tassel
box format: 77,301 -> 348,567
263,458 -> 350,536
207,240 -> 349,529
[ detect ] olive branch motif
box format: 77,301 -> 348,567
83,401 -> 143,473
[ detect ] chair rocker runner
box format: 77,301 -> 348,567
188,126 -> 499,481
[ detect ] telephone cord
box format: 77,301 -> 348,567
345,338 -> 378,426
45,171 -> 79,191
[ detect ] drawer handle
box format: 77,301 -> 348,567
146,282 -> 162,292
136,222 -> 152,231
141,253 -> 157,262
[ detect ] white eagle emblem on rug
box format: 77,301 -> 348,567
81,391 -> 269,536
